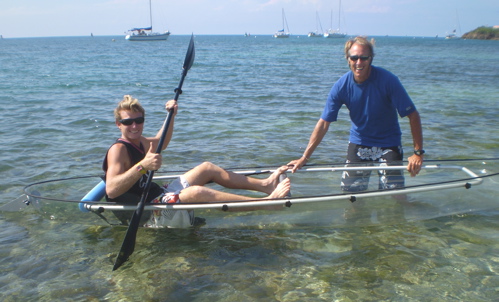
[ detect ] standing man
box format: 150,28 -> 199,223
288,36 -> 423,192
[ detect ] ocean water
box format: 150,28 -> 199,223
1,35 -> 498,301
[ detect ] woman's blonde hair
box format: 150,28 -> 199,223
113,95 -> 145,121
344,36 -> 376,59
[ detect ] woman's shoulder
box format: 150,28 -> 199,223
108,141 -> 129,156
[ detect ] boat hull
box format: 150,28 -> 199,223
308,32 -> 322,38
16,160 -> 499,229
273,33 -> 289,38
324,32 -> 346,38
125,32 -> 170,41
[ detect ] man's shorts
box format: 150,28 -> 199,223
341,143 -> 405,192
144,176 -> 195,228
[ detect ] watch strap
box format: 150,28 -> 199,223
414,149 -> 425,156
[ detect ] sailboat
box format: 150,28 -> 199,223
273,8 -> 290,38
125,0 -> 170,41
324,0 -> 346,38
308,12 -> 324,37
445,29 -> 458,39
445,9 -> 461,39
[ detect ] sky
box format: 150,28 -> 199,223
0,0 -> 498,38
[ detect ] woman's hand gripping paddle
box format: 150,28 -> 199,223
113,35 -> 195,271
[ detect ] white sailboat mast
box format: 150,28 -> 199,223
149,0 -> 153,30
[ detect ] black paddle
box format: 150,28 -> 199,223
113,34 -> 195,271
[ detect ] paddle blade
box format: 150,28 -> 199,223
183,34 -> 195,71
174,34 -> 195,101
112,202 -> 143,270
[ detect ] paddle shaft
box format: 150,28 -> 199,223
112,111 -> 174,271
113,35 -> 195,271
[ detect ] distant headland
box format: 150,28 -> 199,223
462,26 -> 499,40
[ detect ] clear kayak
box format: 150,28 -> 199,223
10,159 -> 499,229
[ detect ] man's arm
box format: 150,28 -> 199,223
288,118 -> 330,173
147,100 -> 178,152
406,110 -> 424,177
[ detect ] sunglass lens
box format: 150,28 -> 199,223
120,117 -> 144,125
349,56 -> 370,61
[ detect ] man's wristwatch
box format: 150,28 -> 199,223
414,149 -> 425,156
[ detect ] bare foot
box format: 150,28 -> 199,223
266,178 -> 291,199
263,166 -> 290,194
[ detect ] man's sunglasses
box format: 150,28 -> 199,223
119,117 -> 145,125
349,55 -> 371,62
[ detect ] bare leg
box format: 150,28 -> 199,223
182,162 -> 288,195
179,178 -> 290,203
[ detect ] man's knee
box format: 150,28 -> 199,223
341,171 -> 370,192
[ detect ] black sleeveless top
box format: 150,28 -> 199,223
102,139 -> 163,204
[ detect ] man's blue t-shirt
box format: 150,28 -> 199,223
321,66 -> 416,147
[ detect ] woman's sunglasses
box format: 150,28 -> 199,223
119,117 -> 145,125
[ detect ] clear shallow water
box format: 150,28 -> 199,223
1,35 -> 498,301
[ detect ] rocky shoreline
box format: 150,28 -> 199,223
462,26 -> 499,40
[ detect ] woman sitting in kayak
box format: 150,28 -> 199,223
103,95 -> 290,228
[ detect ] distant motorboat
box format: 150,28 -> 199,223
125,0 -> 170,41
